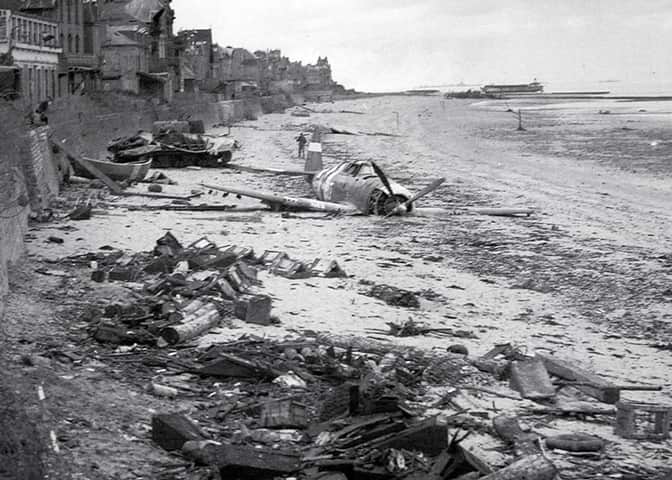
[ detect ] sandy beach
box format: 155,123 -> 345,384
9,94 -> 672,477
25,95 -> 672,386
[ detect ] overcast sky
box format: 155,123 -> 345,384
173,0 -> 672,92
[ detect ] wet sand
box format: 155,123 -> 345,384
28,95 -> 672,404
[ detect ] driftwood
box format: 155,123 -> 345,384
480,454 -> 556,480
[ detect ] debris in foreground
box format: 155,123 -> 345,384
49,232 -> 671,479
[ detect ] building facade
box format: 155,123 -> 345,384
211,45 -> 259,99
305,56 -> 333,90
98,0 -> 180,100
0,8 -> 61,103
58,0 -> 101,95
10,0 -> 102,96
100,25 -> 145,93
178,28 -> 211,91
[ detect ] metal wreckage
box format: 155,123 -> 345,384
204,136 -> 535,218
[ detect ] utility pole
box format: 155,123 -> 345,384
517,109 -> 525,131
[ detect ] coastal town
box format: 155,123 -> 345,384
0,0 -> 348,104
1,1 -> 672,480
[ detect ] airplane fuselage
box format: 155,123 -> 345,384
311,161 -> 413,215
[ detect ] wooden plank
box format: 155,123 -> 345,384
427,449 -> 457,480
198,353 -> 278,379
182,440 -> 301,473
509,358 -> 556,401
537,353 -> 620,404
522,401 -> 617,416
365,416 -> 448,456
119,191 -> 202,200
152,413 -> 205,451
458,432 -> 510,474
449,390 -> 495,417
492,415 -> 540,457
53,140 -> 123,194
471,208 -> 535,217
480,454 -> 556,480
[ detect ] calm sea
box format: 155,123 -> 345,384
437,79 -> 672,97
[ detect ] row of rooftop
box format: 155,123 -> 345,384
0,0 -> 347,105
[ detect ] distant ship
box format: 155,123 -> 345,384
481,81 -> 544,95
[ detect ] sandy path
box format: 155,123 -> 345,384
28,96 -> 672,404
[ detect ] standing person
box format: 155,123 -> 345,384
296,132 -> 307,158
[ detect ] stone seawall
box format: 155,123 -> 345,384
0,103 -> 33,320
48,92 -> 268,158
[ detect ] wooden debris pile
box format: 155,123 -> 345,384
53,239 -> 671,479
88,330 -> 662,479
75,232 -> 347,347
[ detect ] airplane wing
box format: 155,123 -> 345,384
412,207 -> 535,218
201,183 -> 359,214
225,163 -> 321,177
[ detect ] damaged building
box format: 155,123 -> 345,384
98,0 -> 181,101
177,28 -> 211,93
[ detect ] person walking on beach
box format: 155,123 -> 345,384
296,132 -> 307,158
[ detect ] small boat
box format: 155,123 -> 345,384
74,157 -> 152,182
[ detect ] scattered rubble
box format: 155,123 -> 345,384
14,232 -> 672,479
367,319 -> 476,339
359,280 -> 420,308
59,232 -> 350,348
14,127 -> 672,479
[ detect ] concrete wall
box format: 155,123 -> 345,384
260,93 -> 292,113
47,92 -> 264,158
0,102 -> 59,320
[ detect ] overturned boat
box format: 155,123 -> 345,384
72,157 -> 152,182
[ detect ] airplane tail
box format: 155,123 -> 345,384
305,142 -> 323,172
